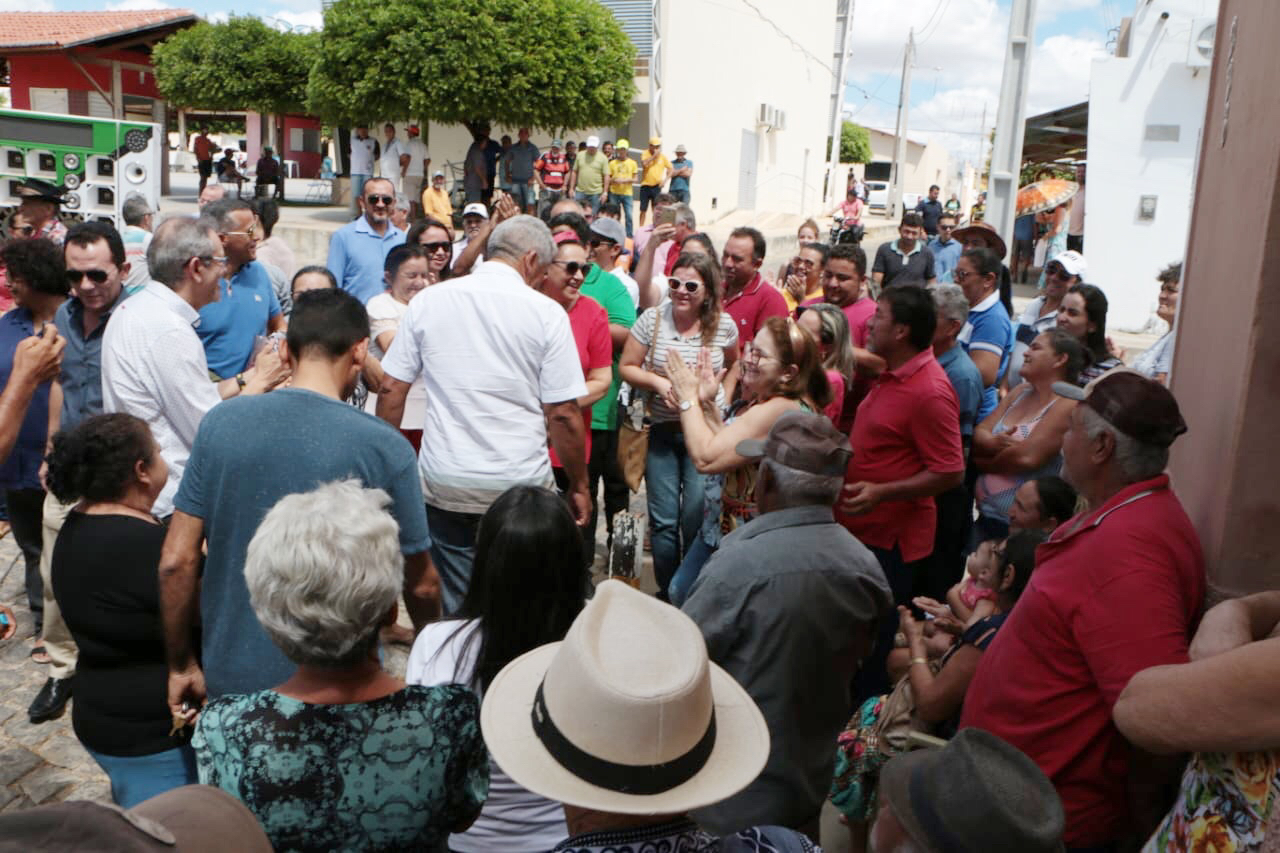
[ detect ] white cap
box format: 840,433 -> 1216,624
432,170 -> 445,178
463,202 -> 489,219
1050,249 -> 1087,277
586,135 -> 601,148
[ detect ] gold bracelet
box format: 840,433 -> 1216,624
910,657 -> 928,666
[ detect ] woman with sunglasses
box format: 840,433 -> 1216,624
664,315 -> 829,604
538,232 -> 612,489
1005,249 -> 1085,391
1056,283 -> 1122,386
619,251 -> 738,599
366,244 -> 431,450
406,217 -> 455,284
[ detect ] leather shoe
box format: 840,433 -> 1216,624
28,676 -> 72,723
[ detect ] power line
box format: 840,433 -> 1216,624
735,0 -> 835,75
916,0 -> 954,47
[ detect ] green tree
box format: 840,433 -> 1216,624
153,18 -> 316,115
827,120 -> 872,164
307,0 -> 636,129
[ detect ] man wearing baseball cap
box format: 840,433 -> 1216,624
638,136 -> 672,226
683,411 -> 891,836
606,138 -> 638,237
15,178 -> 67,246
535,140 -> 570,216
421,170 -> 452,224
567,135 -> 610,215
670,144 -> 693,204
962,370 -> 1204,850
452,202 -> 489,266
481,580 -> 820,851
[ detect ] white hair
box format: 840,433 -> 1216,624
672,202 -> 697,229
245,479 -> 402,667
147,216 -> 217,288
932,284 -> 969,327
488,214 -> 555,265
1079,406 -> 1169,484
394,193 -> 411,212
762,457 -> 843,508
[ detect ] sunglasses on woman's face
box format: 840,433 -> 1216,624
552,260 -> 592,276
421,241 -> 451,254
668,278 -> 701,293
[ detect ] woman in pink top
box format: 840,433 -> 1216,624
797,303 -> 855,430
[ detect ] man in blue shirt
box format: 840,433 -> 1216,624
955,251 -> 1014,421
161,289 -> 437,703
327,177 -> 406,303
928,213 -> 963,283
197,200 -> 283,379
669,144 -> 693,203
914,184 -> 945,236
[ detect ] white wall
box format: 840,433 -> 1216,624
654,0 -> 836,224
1085,0 -> 1217,331
861,128 -> 954,198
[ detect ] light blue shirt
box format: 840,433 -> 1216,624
197,261 -> 281,378
327,215 -> 406,304
928,236 -> 963,283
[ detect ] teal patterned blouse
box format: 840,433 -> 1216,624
193,685 -> 488,853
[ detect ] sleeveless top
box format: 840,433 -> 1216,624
974,386 -> 1062,524
1143,748 -> 1280,852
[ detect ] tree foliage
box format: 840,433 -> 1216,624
307,0 -> 636,129
153,18 -> 316,115
827,121 -> 872,164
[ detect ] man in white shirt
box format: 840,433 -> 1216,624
379,123 -> 408,195
403,124 -> 430,217
377,215 -> 588,613
101,217 -> 289,517
348,126 -> 377,218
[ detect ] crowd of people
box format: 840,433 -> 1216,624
0,154 -> 1265,853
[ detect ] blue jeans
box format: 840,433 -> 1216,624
669,535 -> 715,606
509,180 -> 535,210
671,188 -> 690,204
609,193 -> 634,237
575,191 -> 601,214
350,173 -> 370,216
86,744 -> 198,808
425,503 -> 483,615
645,425 -> 704,595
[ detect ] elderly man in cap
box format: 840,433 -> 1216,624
421,170 -> 453,224
452,202 -> 489,266
481,580 -> 821,852
869,728 -> 1065,852
670,144 -> 693,203
961,370 -> 1204,852
15,179 -> 67,246
683,411 -> 891,837
567,136 -> 610,216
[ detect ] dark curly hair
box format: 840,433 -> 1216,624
0,237 -> 68,297
45,413 -> 155,504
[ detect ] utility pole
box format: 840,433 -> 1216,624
825,0 -> 856,208
985,0 -> 1037,260
888,29 -> 915,220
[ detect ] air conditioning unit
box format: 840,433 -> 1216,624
774,110 -> 787,132
1186,17 -> 1215,68
757,103 -> 776,128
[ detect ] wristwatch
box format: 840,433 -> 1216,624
235,372 -> 247,391
678,399 -> 692,412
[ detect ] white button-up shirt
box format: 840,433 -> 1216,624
102,280 -> 222,517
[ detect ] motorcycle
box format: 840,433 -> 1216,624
829,212 -> 865,246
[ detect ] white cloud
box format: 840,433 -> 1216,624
105,0 -> 175,9
265,8 -> 322,31
0,0 -> 54,9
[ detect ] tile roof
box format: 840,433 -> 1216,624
0,10 -> 197,50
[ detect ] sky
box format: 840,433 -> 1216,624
12,0 -> 1123,164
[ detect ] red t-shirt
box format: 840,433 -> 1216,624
550,294 -> 611,468
536,153 -> 570,190
724,273 -> 789,343
823,369 -> 846,428
836,348 -> 963,562
960,475 -> 1205,847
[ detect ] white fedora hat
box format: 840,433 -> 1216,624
481,580 -> 769,814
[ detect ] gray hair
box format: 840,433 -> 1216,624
1079,406 -> 1169,484
121,194 -> 153,227
245,480 -> 402,668
761,457 -> 843,508
394,193 -> 410,212
672,203 -> 697,230
147,216 -> 218,288
200,198 -> 253,232
488,214 -> 555,265
932,284 -> 970,327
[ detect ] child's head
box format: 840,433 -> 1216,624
1008,476 -> 1078,533
995,529 -> 1050,603
965,539 -> 1002,589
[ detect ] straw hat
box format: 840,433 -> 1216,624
951,221 -> 1007,259
481,580 -> 769,814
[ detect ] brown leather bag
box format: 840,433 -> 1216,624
616,331 -> 657,491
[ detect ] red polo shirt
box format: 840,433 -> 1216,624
724,273 -> 788,341
836,348 -> 962,561
960,474 -> 1205,847
549,294 -> 611,468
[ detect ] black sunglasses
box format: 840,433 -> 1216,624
552,260 -> 593,276
589,238 -> 617,249
66,269 -> 110,285
365,194 -> 394,206
668,277 -> 702,293
421,241 -> 452,254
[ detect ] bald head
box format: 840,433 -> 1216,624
198,184 -> 226,208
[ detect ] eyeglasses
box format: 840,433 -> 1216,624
421,241 -> 452,254
953,268 -> 974,282
742,342 -> 778,364
196,255 -> 228,268
222,225 -> 258,238
1045,264 -> 1074,281
552,260 -> 593,276
65,268 -> 110,285
365,194 -> 395,206
589,238 -> 617,249
668,277 -> 702,293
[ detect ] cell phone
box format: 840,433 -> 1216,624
0,612 -> 9,627
658,208 -> 677,226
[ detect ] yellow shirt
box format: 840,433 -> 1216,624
641,153 -> 671,187
609,158 -> 638,196
421,187 -> 453,224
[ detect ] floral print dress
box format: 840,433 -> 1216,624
1143,749 -> 1280,852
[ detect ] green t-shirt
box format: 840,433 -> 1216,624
573,151 -> 611,195
580,266 -> 636,430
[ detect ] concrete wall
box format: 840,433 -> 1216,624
1169,0 -> 1280,597
857,128 -> 954,197
1085,0 -> 1217,331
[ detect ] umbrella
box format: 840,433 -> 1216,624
1016,178 -> 1079,216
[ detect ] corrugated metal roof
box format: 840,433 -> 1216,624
596,0 -> 652,56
